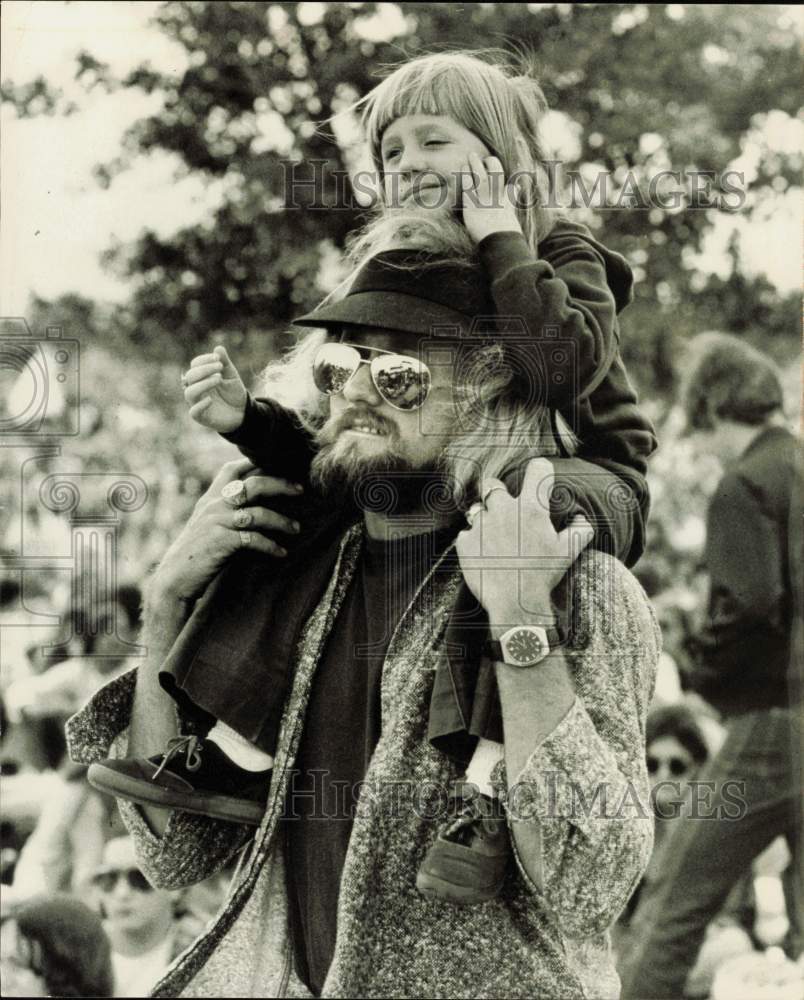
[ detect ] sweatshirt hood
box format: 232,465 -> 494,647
544,220 -> 634,313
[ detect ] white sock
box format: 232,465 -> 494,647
464,738 -> 505,799
206,722 -> 274,772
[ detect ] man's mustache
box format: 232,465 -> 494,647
316,408 -> 398,446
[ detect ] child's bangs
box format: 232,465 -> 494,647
365,62 -> 485,165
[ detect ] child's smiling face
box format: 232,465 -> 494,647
379,113 -> 492,210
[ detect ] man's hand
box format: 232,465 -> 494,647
152,458 -> 303,604
456,458 -> 594,630
183,345 -> 248,433
461,151 -> 524,244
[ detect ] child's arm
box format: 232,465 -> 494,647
220,394 -> 316,484
462,156 -> 655,565
461,152 -> 629,407
478,227 -> 620,407
183,346 -> 314,482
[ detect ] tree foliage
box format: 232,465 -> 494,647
3,2 -> 801,391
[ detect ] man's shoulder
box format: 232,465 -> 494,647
737,427 -> 798,487
716,427 -> 799,516
567,550 -> 660,656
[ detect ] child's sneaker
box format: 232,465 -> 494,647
87,735 -> 268,825
416,784 -> 510,904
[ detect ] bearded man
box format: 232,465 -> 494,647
68,250 -> 659,999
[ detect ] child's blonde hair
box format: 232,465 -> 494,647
355,49 -> 558,252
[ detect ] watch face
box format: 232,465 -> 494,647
505,628 -> 545,665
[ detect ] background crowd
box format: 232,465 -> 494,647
2,3 -> 801,997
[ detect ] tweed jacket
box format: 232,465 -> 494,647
67,526 -> 660,999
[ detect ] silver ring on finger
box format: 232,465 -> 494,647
238,530 -> 252,547
233,508 -> 253,529
466,501 -> 486,528
221,480 -> 248,508
481,483 -> 508,505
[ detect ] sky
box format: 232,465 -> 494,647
1,0 -> 801,318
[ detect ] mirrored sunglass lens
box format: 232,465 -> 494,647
371,355 -> 431,410
312,344 -> 360,395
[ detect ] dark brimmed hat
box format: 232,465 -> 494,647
293,250 -> 496,338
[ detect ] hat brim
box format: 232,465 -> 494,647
293,290 -> 475,338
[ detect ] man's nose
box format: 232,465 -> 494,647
341,363 -> 382,406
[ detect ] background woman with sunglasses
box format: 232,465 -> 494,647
613,704 -> 783,997
90,836 -> 203,999
613,705 -> 714,969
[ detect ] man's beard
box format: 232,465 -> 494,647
309,411 -> 458,518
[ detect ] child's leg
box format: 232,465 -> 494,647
206,721 -> 274,771
463,737 -> 504,799
86,718 -> 273,827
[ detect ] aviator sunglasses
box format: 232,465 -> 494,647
312,341 -> 432,411
91,867 -> 153,893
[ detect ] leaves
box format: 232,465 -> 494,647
4,2 -> 800,388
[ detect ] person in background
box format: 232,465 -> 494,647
645,705 -> 710,847
4,589 -> 140,898
619,332 -> 802,997
615,703 -> 710,924
0,894 -> 114,998
9,760 -> 125,900
91,836 -> 203,999
3,590 -> 141,733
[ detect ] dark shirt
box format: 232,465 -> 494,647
284,525 -> 457,996
689,425 -> 800,717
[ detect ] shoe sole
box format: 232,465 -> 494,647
415,869 -> 505,905
87,763 -> 264,826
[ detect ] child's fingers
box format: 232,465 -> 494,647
213,345 -> 240,379
467,151 -> 487,182
189,353 -> 222,369
184,374 -> 222,404
483,155 -> 505,177
189,397 -> 213,419
183,362 -> 223,386
482,156 -> 508,204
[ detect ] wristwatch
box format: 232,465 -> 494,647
484,624 -> 565,667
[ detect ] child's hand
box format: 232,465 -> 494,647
182,346 -> 248,433
460,151 -> 523,244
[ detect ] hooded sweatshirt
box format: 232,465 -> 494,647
477,221 -> 656,480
